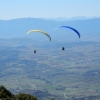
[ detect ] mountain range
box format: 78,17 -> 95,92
0,17 -> 100,42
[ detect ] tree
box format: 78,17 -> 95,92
0,85 -> 13,99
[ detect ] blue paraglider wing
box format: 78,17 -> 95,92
57,26 -> 80,38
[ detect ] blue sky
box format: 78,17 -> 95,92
0,0 -> 100,20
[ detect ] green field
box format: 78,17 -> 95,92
0,39 -> 100,100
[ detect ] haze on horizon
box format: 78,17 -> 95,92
0,0 -> 100,20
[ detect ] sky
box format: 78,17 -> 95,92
0,0 -> 100,20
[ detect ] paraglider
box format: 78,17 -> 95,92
34,50 -> 36,53
27,30 -> 51,54
55,25 -> 80,38
27,30 -> 51,41
55,25 -> 81,50
62,47 -> 65,50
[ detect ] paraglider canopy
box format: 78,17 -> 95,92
27,30 -> 51,41
55,26 -> 80,38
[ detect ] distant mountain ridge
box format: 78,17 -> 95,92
40,16 -> 97,21
0,17 -> 100,42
